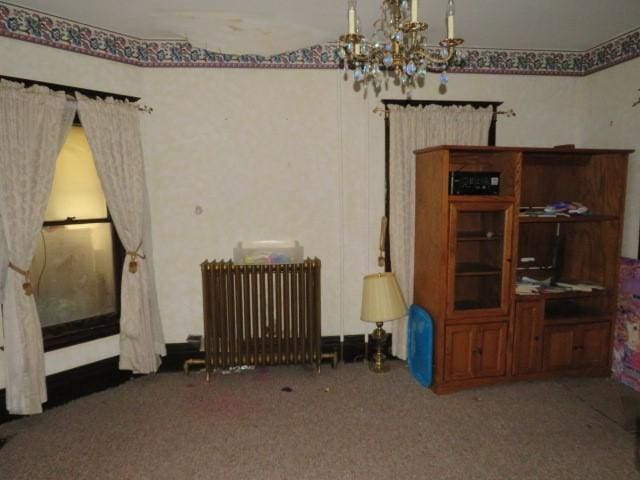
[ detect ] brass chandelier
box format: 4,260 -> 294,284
338,0 -> 464,90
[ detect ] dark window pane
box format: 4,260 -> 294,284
32,223 -> 117,327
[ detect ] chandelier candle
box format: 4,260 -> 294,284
348,1 -> 357,34
411,0 -> 418,22
447,0 -> 455,39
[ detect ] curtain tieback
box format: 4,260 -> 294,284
126,241 -> 146,274
9,262 -> 33,296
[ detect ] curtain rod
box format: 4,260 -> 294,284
64,94 -> 153,114
372,106 -> 516,119
1,75 -> 148,110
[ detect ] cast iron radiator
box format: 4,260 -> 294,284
201,258 -> 321,378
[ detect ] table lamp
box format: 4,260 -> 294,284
361,272 -> 408,373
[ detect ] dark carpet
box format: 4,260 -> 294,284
0,362 -> 638,479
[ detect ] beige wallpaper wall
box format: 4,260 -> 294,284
139,68 -> 344,342
0,37 -> 142,96
0,36 -> 636,386
140,68 -> 586,343
579,57 -> 640,258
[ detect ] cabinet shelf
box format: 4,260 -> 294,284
515,289 -> 608,301
544,299 -> 609,324
455,263 -> 501,276
449,195 -> 516,203
544,315 -> 610,326
453,299 -> 502,311
457,231 -> 503,241
518,214 -> 618,223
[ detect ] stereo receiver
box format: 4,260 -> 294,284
449,171 -> 500,195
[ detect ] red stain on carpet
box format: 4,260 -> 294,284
188,392 -> 260,418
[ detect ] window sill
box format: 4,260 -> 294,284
43,314 -> 120,352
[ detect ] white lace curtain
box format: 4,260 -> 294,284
388,104 -> 493,359
76,94 -> 165,374
0,80 -> 76,414
0,84 -> 165,415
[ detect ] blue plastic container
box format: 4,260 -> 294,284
407,304 -> 434,387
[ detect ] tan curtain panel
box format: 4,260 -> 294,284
0,80 -> 75,414
76,93 -> 165,374
388,104 -> 493,360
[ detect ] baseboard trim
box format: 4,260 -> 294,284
0,334 -> 394,423
0,356 -> 131,424
322,333 -> 394,363
165,334 -> 393,365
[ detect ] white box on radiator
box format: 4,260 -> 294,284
233,240 -> 303,265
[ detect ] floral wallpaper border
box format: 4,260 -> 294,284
0,3 -> 638,76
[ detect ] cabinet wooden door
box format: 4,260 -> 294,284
444,325 -> 475,381
447,202 -> 514,319
475,322 -> 508,377
512,300 -> 544,375
542,325 -> 578,371
444,322 -> 507,382
578,323 -> 610,368
543,322 -> 611,371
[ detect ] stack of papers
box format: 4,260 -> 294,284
555,282 -> 605,292
515,277 -> 604,295
515,276 -> 547,295
515,283 -> 540,295
519,202 -> 590,218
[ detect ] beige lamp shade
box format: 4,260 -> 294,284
360,272 -> 408,323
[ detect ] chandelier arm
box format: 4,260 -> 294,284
420,46 -> 456,65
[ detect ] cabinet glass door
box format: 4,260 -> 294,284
447,202 -> 513,317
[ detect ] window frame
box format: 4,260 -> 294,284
40,215 -> 125,352
0,75 -> 139,352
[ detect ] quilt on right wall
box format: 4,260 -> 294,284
613,257 -> 640,392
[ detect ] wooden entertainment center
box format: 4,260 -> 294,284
413,145 -> 633,394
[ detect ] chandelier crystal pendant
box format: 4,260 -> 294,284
337,0 -> 465,90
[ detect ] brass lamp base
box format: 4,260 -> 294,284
369,354 -> 390,373
369,321 -> 390,373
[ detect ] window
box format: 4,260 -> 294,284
31,126 -> 123,350
383,99 -> 501,271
